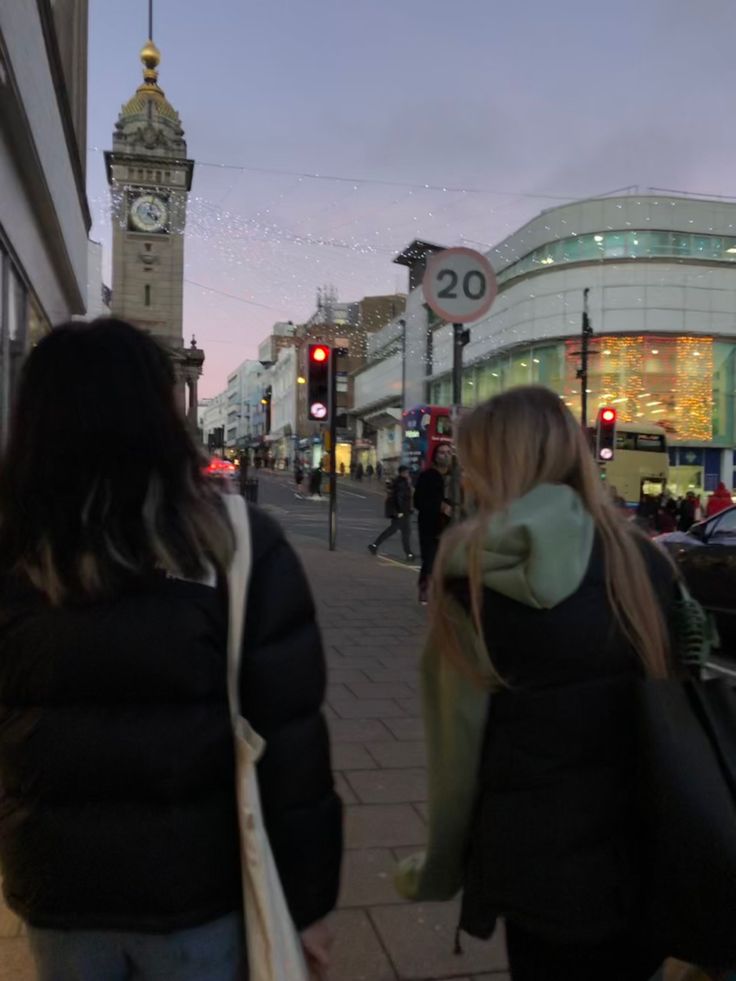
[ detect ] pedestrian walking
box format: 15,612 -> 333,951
376,462 -> 383,481
355,462 -> 364,482
396,385 -> 679,981
0,319 -> 342,981
294,460 -> 304,496
706,481 -> 733,517
678,492 -> 697,531
309,466 -> 323,497
368,465 -> 415,560
366,463 -> 374,481
413,442 -> 453,604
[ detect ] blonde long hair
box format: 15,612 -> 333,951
431,385 -> 670,685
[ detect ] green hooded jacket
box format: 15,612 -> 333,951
395,483 -> 595,901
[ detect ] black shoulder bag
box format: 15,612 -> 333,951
637,582 -> 736,969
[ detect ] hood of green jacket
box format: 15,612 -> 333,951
445,483 -> 595,609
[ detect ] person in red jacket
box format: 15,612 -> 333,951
706,481 -> 733,517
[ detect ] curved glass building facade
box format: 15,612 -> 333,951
420,195 -> 736,499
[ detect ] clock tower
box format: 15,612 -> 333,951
105,37 -> 203,424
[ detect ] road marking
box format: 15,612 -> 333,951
378,556 -> 421,572
341,489 -> 368,499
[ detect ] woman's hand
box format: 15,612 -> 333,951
300,917 -> 333,980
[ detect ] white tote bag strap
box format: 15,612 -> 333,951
223,493 -> 253,721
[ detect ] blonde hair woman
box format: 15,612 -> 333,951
397,385 -> 675,981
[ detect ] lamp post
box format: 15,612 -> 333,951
399,317 -> 406,411
295,373 -> 306,469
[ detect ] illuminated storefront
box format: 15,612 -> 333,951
430,333 -> 736,498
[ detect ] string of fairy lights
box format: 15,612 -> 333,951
89,148 -> 725,440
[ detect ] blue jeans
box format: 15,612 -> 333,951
28,911 -> 246,981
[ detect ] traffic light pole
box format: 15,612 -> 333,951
328,349 -> 338,551
451,323 -> 470,519
578,288 -> 593,429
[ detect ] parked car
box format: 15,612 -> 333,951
655,505 -> 736,658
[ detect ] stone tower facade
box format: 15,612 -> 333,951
104,40 -> 203,423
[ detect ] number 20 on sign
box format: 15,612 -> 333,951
424,247 -> 498,324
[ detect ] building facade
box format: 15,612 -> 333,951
200,391 -> 228,449
105,34 -> 202,424
221,358 -> 268,455
0,0 -> 91,442
354,197 -> 736,496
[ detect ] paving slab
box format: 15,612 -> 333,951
331,698 -> 406,720
327,909 -> 397,981
328,717 -> 395,743
330,668 -> 374,686
346,768 -> 428,804
347,681 -> 416,700
334,771 -> 360,804
370,903 -> 508,979
345,804 -> 428,849
383,717 -> 426,741
331,742 -> 378,771
365,740 -> 427,768
338,848 -> 410,908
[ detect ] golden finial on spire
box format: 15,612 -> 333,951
140,39 -> 161,84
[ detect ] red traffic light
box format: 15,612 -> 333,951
600,407 -> 616,423
311,345 -> 329,363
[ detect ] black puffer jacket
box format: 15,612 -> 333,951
458,538 -> 676,946
385,476 -> 412,518
0,506 -> 342,933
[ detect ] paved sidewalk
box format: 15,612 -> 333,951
296,536 -> 509,981
0,533 -> 509,981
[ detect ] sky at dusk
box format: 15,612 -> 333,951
87,0 -> 736,397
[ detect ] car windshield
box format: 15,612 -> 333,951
707,508 -> 736,540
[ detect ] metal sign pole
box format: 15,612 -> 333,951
328,348 -> 338,551
451,322 -> 469,518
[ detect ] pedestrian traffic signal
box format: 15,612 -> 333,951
307,344 -> 331,421
595,406 -> 617,463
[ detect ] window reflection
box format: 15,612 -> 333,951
496,229 -> 736,286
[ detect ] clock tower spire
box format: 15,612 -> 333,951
104,19 -> 203,426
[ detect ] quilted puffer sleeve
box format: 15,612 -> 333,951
239,507 -> 343,929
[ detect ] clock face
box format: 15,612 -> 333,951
129,194 -> 168,233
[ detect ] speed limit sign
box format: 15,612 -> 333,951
424,247 -> 497,324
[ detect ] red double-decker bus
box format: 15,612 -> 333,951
401,405 -> 453,478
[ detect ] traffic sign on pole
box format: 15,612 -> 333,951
423,247 -> 497,522
423,247 -> 497,324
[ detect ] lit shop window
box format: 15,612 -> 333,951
563,335 -> 716,442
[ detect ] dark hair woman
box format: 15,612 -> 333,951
397,386 -> 678,981
413,441 -> 454,605
0,319 -> 342,980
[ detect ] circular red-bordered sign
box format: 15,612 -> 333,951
424,247 -> 497,324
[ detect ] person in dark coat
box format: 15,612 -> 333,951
413,442 -> 454,604
0,319 -> 342,981
368,465 -> 415,560
678,491 -> 697,531
397,386 -> 675,981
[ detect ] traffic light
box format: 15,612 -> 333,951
307,344 -> 331,422
595,407 -> 617,463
